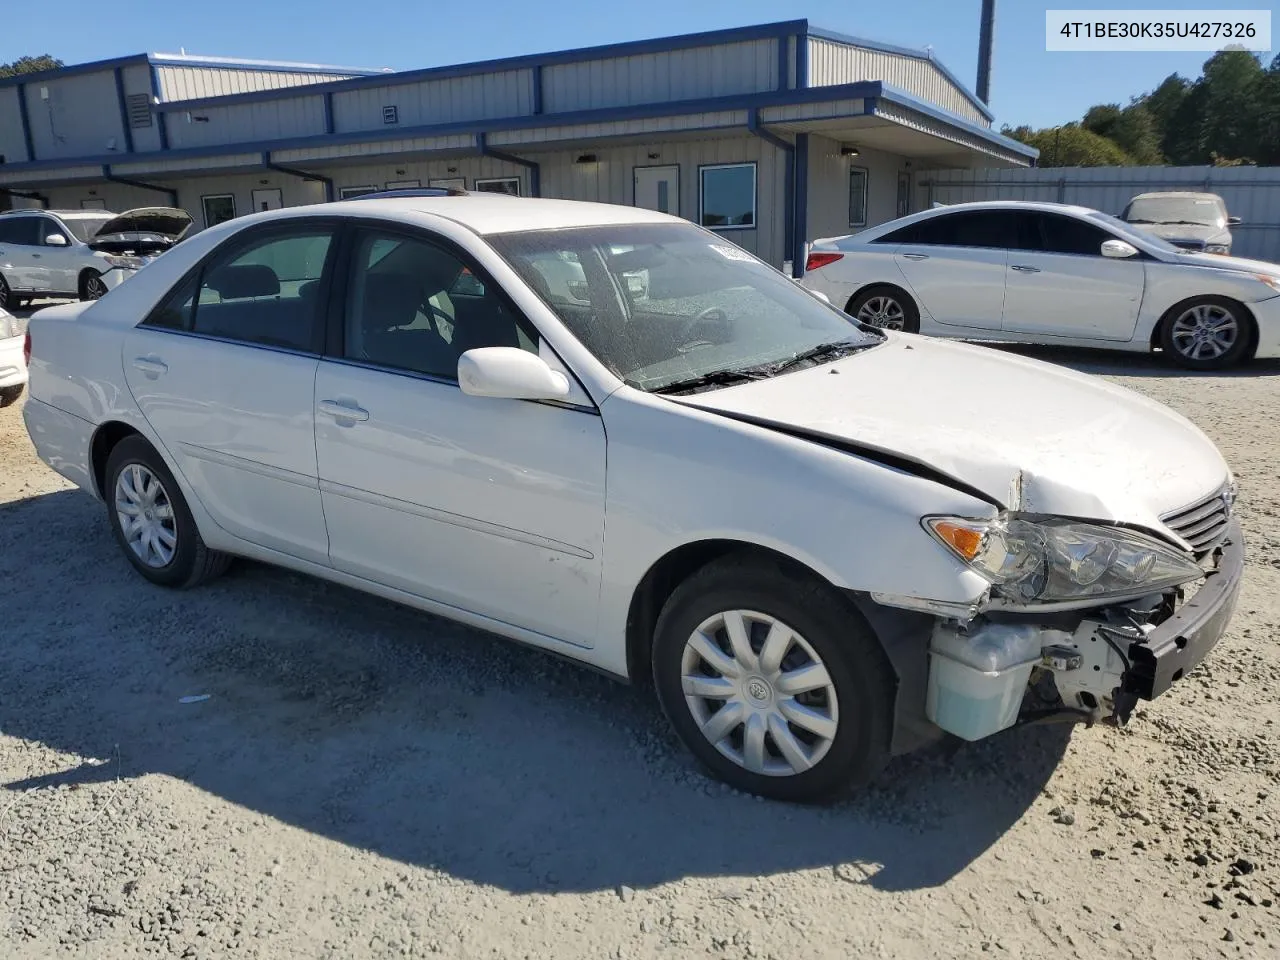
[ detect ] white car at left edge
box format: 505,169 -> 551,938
0,306 -> 28,407
801,200 -> 1280,370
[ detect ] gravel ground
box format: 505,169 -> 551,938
2,345 -> 1278,959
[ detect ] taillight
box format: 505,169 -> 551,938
23,331 -> 31,367
805,251 -> 844,271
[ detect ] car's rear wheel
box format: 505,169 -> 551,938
0,385 -> 23,408
0,274 -> 15,311
847,285 -> 920,333
80,270 -> 109,301
652,555 -> 894,802
104,435 -> 231,588
1159,296 -> 1253,370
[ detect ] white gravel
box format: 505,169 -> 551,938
2,344 -> 1278,959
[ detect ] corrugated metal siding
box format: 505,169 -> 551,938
920,165 -> 1280,262
542,39 -> 777,113
807,39 -> 988,127
0,88 -> 28,163
323,155 -> 529,197
112,152 -> 262,176
24,71 -> 125,160
331,71 -> 531,132
155,67 -> 355,102
272,133 -> 474,164
806,135 -> 907,243
42,181 -> 174,213
120,63 -> 163,153
538,134 -> 787,266
759,98 -> 865,123
165,95 -> 327,149
492,110 -> 746,146
0,164 -> 103,187
874,101 -> 1025,164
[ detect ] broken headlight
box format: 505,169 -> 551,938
925,515 -> 1202,604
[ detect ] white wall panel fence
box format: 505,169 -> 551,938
917,165 -> 1280,263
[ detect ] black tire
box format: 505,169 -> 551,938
80,270 -> 109,301
0,273 -> 15,311
1158,296 -> 1253,370
104,435 -> 232,588
0,384 -> 23,408
847,285 -> 920,333
652,555 -> 895,802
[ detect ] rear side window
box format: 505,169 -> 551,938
1019,213 -> 1110,256
878,211 -> 1014,249
141,227 -> 334,351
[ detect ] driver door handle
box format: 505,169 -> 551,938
318,399 -> 370,422
901,253 -> 929,261
132,357 -> 168,378
1011,264 -> 1041,273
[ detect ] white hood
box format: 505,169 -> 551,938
1169,249 -> 1280,277
682,335 -> 1229,532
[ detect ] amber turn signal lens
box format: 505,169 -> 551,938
928,520 -> 985,562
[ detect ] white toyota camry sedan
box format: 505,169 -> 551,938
801,200 -> 1280,370
24,195 -> 1243,801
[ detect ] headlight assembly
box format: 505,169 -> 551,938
926,515 -> 1202,605
102,255 -> 146,270
1204,244 -> 1230,255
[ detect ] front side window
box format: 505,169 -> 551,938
490,222 -> 881,394
35,218 -> 69,245
149,228 -> 334,350
848,167 -> 868,227
699,163 -> 756,230
344,229 -> 536,380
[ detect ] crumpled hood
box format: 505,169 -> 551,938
681,335 -> 1230,533
90,207 -> 192,242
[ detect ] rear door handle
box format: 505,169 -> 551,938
31,253 -> 42,259
132,357 -> 168,378
1011,264 -> 1041,273
901,253 -> 930,261
318,399 -> 370,423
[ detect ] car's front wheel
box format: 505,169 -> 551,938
104,435 -> 231,588
80,270 -> 109,301
1160,296 -> 1253,370
652,555 -> 894,802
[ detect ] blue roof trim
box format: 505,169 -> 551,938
805,26 -> 995,123
0,79 -> 1037,179
152,20 -> 808,114
875,83 -> 1035,158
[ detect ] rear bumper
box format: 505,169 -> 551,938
21,397 -> 97,495
1123,518 -> 1244,700
0,334 -> 26,389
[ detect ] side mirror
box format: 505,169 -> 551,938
458,347 -> 570,401
44,233 -> 68,247
1227,216 -> 1242,226
1100,239 -> 1138,259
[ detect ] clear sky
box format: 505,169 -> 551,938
1,0 -> 1268,130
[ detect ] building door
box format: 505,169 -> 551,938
896,172 -> 911,218
251,188 -> 283,213
634,165 -> 680,215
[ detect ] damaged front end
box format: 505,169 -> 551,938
890,497 -> 1244,743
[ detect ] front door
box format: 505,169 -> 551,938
250,188 -> 283,213
634,165 -> 680,215
35,216 -> 84,295
122,222 -> 337,563
1001,211 -> 1146,341
313,224 -> 607,647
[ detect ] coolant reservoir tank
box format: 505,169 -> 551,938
927,622 -> 1044,741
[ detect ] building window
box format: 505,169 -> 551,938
474,177 -> 521,197
699,163 -> 756,230
385,179 -> 420,190
429,177 -> 466,191
339,186 -> 378,200
201,194 -> 236,228
382,105 -> 399,124
849,167 -> 869,228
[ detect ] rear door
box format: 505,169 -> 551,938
1001,211 -> 1145,341
122,221 -> 337,563
890,210 -> 1014,331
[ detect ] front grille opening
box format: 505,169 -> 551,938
1162,487 -> 1230,554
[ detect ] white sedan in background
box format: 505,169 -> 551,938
801,200 -> 1280,370
23,196 -> 1242,801
0,306 -> 28,407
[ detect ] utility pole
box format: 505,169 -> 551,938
976,0 -> 996,105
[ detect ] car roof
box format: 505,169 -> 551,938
918,200 -> 1100,217
0,208 -> 112,217
1128,191 -> 1222,201
310,195 -> 682,235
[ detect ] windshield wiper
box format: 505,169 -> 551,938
650,368 -> 772,395
766,338 -> 877,376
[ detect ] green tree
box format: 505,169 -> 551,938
1003,124 -> 1134,167
1198,49 -> 1265,163
0,54 -> 63,78
1144,74 -> 1190,141
1256,54 -> 1280,165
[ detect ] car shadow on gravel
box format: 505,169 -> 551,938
980,341 -> 1280,379
1,488 -> 1070,896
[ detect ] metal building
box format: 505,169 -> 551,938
0,20 -> 1036,276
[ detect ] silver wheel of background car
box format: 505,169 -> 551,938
1169,302 -> 1239,362
84,273 -> 109,300
855,295 -> 906,330
114,463 -> 178,568
680,609 -> 840,777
